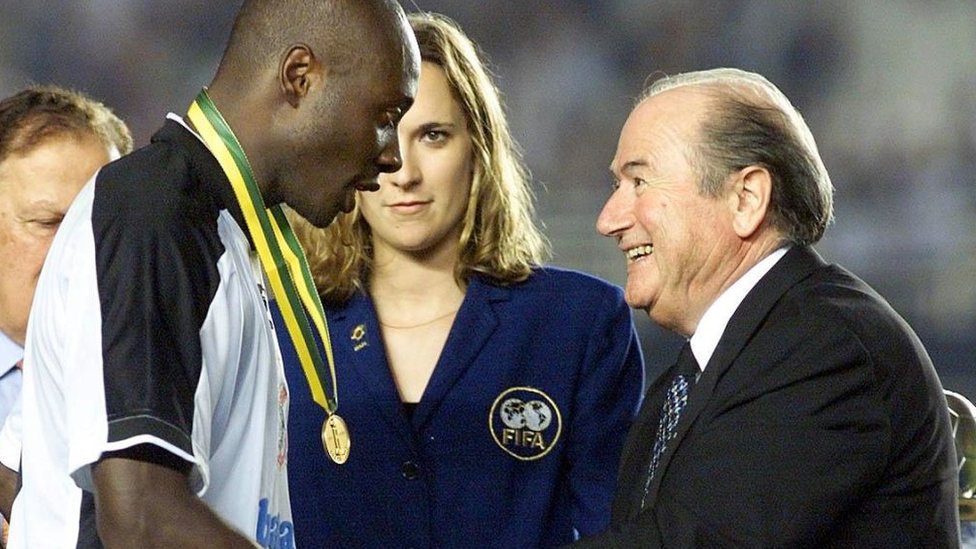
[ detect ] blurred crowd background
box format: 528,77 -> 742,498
1,0 -> 973,395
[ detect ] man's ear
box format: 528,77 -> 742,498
727,165 -> 772,239
279,44 -> 316,108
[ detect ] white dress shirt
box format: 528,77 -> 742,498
689,247 -> 790,371
0,330 -> 23,427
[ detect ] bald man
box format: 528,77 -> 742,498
7,1 -> 419,547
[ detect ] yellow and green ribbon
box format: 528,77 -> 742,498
187,89 -> 338,415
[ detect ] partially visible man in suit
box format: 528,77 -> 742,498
0,85 -> 131,546
572,68 -> 959,547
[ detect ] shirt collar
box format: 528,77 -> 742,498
0,330 -> 23,377
166,112 -> 203,143
689,246 -> 790,371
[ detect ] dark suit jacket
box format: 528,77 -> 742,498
572,246 -> 959,548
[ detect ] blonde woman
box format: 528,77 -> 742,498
282,12 -> 644,548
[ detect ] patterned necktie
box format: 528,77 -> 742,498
641,341 -> 699,509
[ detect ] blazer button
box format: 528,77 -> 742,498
401,461 -> 420,480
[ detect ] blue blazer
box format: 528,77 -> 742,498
279,267 -> 645,548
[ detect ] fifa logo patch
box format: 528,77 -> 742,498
489,386 -> 562,461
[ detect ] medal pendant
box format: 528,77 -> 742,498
322,413 -> 351,464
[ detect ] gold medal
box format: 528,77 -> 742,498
322,413 -> 350,464
189,91 -> 350,465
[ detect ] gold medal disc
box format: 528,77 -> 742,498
322,413 -> 351,464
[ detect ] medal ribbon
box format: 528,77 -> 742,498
187,89 -> 338,415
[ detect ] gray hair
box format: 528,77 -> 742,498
641,68 -> 833,245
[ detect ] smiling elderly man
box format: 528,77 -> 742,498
569,68 -> 959,547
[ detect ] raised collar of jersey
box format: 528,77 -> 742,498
152,117 -> 251,248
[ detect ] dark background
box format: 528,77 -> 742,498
2,0 -> 972,395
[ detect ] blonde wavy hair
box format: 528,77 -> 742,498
291,11 -> 549,306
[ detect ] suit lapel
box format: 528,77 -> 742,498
703,246 -> 825,380
332,293 -> 416,439
640,246 -> 826,509
412,277 -> 505,429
